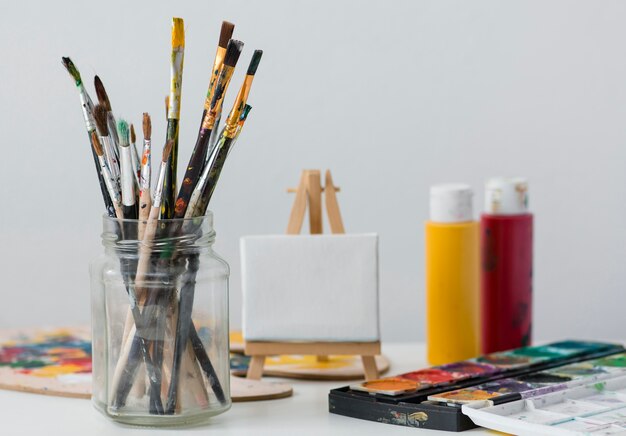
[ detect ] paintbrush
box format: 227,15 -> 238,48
86,122 -> 164,414
186,50 -> 262,218
163,42 -> 245,412
61,57 -> 115,218
138,114 -> 152,239
161,17 -> 185,219
174,39 -> 243,219
130,124 -> 141,188
112,140 -> 173,411
164,51 -> 261,413
94,104 -> 121,197
94,75 -> 120,153
117,120 -> 138,220
90,131 -> 123,219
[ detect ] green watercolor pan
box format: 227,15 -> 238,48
329,340 -> 625,432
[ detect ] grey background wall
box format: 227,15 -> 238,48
1,0 -> 625,342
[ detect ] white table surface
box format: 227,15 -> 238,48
0,343 -> 493,436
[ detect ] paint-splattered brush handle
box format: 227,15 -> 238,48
173,128 -> 211,218
161,120 -> 179,219
89,137 -> 116,217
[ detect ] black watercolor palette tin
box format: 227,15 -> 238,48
328,340 -> 626,432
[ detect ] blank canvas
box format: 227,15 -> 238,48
241,234 -> 380,342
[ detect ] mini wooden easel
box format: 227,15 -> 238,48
244,170 -> 381,381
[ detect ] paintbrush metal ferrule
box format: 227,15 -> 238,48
101,135 -> 121,192
91,132 -> 122,211
225,50 -> 262,138
168,18 -> 185,120
153,161 -> 169,207
117,121 -> 136,211
130,124 -> 141,186
201,66 -> 235,131
140,138 -> 152,192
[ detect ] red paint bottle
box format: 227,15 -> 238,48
480,178 -> 533,353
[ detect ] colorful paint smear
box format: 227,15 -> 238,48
477,352 -> 537,368
0,330 -> 91,377
475,378 -> 538,395
352,377 -> 422,396
547,363 -> 609,378
511,345 -> 576,360
399,368 -> 461,385
549,340 -> 612,352
428,388 -> 500,404
591,354 -> 626,368
434,361 -> 499,380
516,372 -> 572,384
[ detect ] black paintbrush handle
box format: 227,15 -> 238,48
189,324 -> 226,404
196,137 -> 233,216
161,120 -> 179,219
173,128 -> 212,218
90,143 -> 115,217
116,266 -> 164,414
165,254 -> 200,413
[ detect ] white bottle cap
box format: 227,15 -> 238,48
429,184 -> 474,223
484,177 -> 529,215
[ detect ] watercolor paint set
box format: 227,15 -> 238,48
328,340 -> 625,432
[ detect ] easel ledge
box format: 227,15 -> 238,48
245,341 -> 381,381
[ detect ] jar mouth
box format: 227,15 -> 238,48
101,212 -> 216,252
102,211 -> 214,225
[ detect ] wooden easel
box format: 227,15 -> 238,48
244,170 -> 381,381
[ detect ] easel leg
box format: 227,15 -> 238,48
247,355 -> 266,380
361,355 -> 378,380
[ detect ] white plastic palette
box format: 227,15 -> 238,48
463,374 -> 626,435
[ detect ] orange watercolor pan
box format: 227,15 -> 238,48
350,377 -> 427,396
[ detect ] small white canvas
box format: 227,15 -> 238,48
241,233 -> 380,342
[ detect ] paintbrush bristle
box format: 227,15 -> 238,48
171,18 -> 185,48
94,76 -> 112,112
143,113 -> 151,140
117,120 -> 130,147
247,50 -> 263,76
130,124 -> 136,144
94,104 -> 109,136
219,21 -> 235,48
224,40 -> 244,68
91,131 -> 104,156
162,140 -> 174,162
61,57 -> 82,85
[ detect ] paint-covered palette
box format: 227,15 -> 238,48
330,340 -> 626,432
0,327 -> 92,398
0,327 -> 293,402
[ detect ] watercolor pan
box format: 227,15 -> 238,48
399,368 -> 464,385
350,378 -> 423,396
329,340 -> 625,432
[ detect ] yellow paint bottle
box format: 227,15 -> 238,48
426,184 -> 480,365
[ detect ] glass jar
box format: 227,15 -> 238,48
90,214 -> 231,426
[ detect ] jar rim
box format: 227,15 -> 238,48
101,211 -> 214,224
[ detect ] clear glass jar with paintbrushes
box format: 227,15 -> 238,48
90,213 -> 230,425
62,13 -> 263,426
